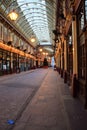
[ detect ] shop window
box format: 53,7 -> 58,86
69,35 -> 72,45
3,27 -> 8,42
67,33 -> 73,76
0,51 -> 2,70
81,14 -> 84,29
77,2 -> 86,80
78,6 -> 84,34
20,41 -> 24,50
79,44 -> 86,79
78,32 -> 86,80
7,29 -> 12,42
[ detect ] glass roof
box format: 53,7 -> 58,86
16,0 -> 56,47
0,0 -> 57,52
18,0 -> 49,42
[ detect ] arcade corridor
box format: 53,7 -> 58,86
0,68 -> 87,130
1,0 -> 87,129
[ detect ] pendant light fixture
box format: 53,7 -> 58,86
8,9 -> 18,21
8,0 -> 18,21
30,34 -> 36,43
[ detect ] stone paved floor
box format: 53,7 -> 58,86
1,68 -> 87,130
13,69 -> 87,130
0,69 -> 48,130
12,69 -> 69,130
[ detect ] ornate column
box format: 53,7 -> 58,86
85,30 -> 87,108
10,52 -> 13,73
58,50 -> 61,74
33,60 -> 36,68
55,55 -> 58,71
72,16 -> 78,75
60,44 -> 63,77
64,39 -> 67,83
38,59 -> 40,68
71,15 -> 78,97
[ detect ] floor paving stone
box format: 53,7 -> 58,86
12,69 -> 70,130
1,68 -> 87,130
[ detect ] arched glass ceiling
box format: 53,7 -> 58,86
0,0 -> 57,49
16,0 -> 56,46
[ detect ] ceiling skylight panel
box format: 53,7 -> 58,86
17,0 -> 50,44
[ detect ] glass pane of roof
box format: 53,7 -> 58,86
17,0 -> 53,45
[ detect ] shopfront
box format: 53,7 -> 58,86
0,48 -> 11,75
77,0 -> 87,107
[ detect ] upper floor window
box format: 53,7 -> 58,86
0,24 -> 3,39
78,6 -> 84,34
81,14 -> 84,29
69,35 -> 72,45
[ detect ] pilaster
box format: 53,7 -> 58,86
71,15 -> 78,97
72,15 -> 78,75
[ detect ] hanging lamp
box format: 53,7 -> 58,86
8,10 -> 18,21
